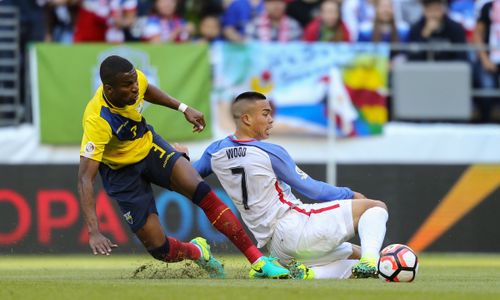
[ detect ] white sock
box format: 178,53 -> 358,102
252,256 -> 264,265
311,260 -> 359,279
193,245 -> 203,259
358,206 -> 388,260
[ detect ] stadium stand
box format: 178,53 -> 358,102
0,5 -> 21,126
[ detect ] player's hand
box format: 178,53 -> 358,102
184,107 -> 206,133
89,231 -> 118,256
174,143 -> 189,157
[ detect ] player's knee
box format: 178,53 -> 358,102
192,181 -> 211,205
370,199 -> 388,211
148,239 -> 170,262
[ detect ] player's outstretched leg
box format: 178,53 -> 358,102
190,237 -> 225,279
288,259 -> 360,279
249,256 -> 290,279
197,189 -> 290,279
351,200 -> 388,278
169,159 -> 290,279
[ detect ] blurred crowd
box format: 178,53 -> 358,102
2,0 -> 500,122
2,0 -> 484,45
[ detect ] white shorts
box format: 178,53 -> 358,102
267,200 -> 355,267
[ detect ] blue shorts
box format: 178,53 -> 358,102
99,127 -> 187,233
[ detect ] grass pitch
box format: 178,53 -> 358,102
1,254 -> 499,300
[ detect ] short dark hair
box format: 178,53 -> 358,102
233,91 -> 267,103
422,0 -> 446,7
99,55 -> 134,85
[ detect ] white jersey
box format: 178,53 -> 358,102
194,136 -> 354,248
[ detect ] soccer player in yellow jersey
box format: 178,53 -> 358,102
78,55 -> 291,279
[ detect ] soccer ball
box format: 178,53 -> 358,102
378,244 -> 419,282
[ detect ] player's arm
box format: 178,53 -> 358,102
267,144 -> 355,201
192,148 -> 214,178
78,157 -> 118,255
144,84 -> 206,132
78,115 -> 116,255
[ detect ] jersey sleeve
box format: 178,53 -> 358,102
266,144 -> 354,201
193,146 -> 214,178
80,115 -> 112,162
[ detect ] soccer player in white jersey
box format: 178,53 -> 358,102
190,91 -> 389,279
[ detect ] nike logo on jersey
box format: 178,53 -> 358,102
226,147 -> 247,159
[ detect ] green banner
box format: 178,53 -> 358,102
35,43 -> 212,144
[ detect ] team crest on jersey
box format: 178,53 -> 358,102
84,142 -> 96,155
295,166 -> 308,180
123,211 -> 133,224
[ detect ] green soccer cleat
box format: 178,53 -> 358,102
249,256 -> 290,279
287,260 -> 315,279
351,256 -> 378,279
190,237 -> 225,279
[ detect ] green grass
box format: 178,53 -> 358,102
1,254 -> 499,300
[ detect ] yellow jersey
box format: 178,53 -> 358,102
80,69 -> 153,169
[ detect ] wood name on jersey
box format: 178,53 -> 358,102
226,147 -> 247,159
